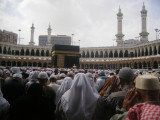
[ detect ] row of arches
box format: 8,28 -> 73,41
0,47 -> 50,57
81,61 -> 159,69
81,46 -> 160,58
0,61 -> 49,68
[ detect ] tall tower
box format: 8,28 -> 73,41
47,24 -> 52,46
139,3 -> 149,43
29,23 -> 35,46
116,6 -> 124,46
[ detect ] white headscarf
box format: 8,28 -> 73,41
0,89 -> 10,116
56,77 -> 72,104
61,73 -> 100,120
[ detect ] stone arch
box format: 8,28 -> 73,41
17,61 -> 21,67
46,50 -> 49,56
149,47 -> 152,55
142,48 -> 144,56
145,48 -> 148,56
21,49 -> 24,55
147,61 -> 151,69
130,52 -> 134,57
43,62 -> 47,68
41,50 -> 45,56
31,49 -> 35,56
104,51 -> 108,58
100,51 -> 103,58
82,64 -> 84,69
138,49 -> 140,56
91,51 -> 94,58
23,62 -> 27,66
153,61 -> 158,69
138,62 -> 142,69
15,50 -> 19,55
114,51 -> 118,58
119,50 -> 123,58
90,64 -> 93,69
33,62 -> 37,67
154,46 -> 157,55
143,61 -> 147,69
109,51 -> 113,58
12,61 -> 16,66
28,62 -> 32,67
135,50 -> 137,57
1,61 -> 6,66
26,49 -> 30,56
134,62 -> 137,69
8,48 -> 11,54
124,50 -> 128,57
86,51 -> 89,58
36,50 -> 40,56
38,62 -> 42,67
12,50 -> 14,55
3,47 -> 7,54
7,61 -> 11,66
95,51 -> 98,58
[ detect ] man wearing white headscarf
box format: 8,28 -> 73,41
55,77 -> 72,105
26,71 -> 39,89
56,73 -> 100,120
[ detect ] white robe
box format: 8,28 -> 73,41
56,77 -> 72,104
0,89 -> 10,118
61,73 -> 100,120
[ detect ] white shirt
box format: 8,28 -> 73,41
48,82 -> 60,92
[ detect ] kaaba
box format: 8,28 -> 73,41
51,45 -> 80,68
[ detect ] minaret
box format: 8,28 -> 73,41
116,6 -> 124,46
29,23 -> 35,46
139,3 -> 149,43
47,24 -> 52,46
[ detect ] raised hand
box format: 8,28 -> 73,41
123,88 -> 137,110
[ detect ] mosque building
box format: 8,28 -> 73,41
0,4 -> 160,69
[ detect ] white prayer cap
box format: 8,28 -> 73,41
38,72 -> 48,79
119,67 -> 134,81
11,67 -> 20,74
13,73 -> 22,79
50,74 -> 57,79
136,75 -> 160,90
60,73 -> 66,78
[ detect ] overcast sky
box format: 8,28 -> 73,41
0,0 -> 160,47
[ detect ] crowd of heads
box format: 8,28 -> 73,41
0,66 -> 159,120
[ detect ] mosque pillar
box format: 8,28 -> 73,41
152,46 -> 154,55
113,50 -> 115,58
156,45 -> 159,55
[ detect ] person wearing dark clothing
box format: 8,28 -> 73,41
92,67 -> 135,120
1,73 -> 25,105
8,83 -> 55,120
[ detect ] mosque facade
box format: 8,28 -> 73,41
0,4 -> 160,69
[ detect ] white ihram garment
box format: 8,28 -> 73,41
0,89 -> 10,117
56,77 -> 72,104
61,73 -> 100,120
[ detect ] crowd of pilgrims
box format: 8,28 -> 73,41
0,66 -> 160,120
